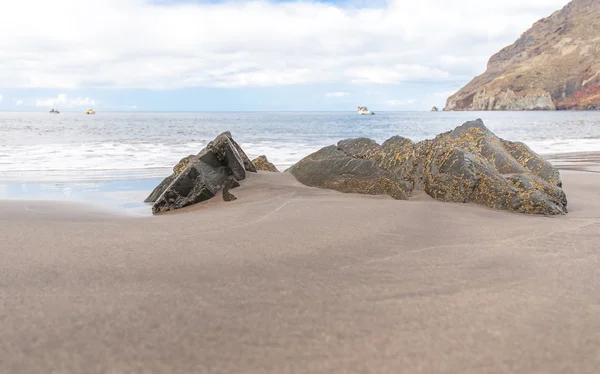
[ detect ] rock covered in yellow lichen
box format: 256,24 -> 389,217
288,119 -> 567,215
287,145 -> 410,200
251,155 -> 279,172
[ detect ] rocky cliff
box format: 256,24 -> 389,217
445,0 -> 600,111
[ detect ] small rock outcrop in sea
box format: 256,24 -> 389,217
288,119 -> 567,215
145,132 -> 256,214
431,106 -> 439,112
252,155 -> 279,172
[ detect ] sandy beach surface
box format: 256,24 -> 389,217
1,163 -> 600,373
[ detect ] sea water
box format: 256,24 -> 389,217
1,111 -> 599,213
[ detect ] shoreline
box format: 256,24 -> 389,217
543,151 -> 600,173
1,151 -> 598,216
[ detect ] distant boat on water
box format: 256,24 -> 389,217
50,109 -> 60,114
358,106 -> 375,115
85,108 -> 96,115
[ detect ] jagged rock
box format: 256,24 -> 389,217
144,155 -> 197,203
222,176 -> 240,202
225,132 -> 256,173
147,132 -> 256,214
288,119 -> 567,215
207,133 -> 246,181
431,106 -> 439,111
252,155 -> 279,172
445,0 -> 600,111
415,119 -> 566,214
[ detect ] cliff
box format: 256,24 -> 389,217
445,0 -> 600,111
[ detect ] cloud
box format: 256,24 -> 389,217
325,92 -> 350,98
384,99 -> 417,107
16,99 -> 23,106
35,94 -> 96,108
433,90 -> 457,98
0,95 -> 3,102
0,0 -> 570,90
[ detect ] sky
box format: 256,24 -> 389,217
0,0 -> 570,111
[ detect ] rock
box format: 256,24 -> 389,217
144,155 -> 197,203
222,176 -> 240,202
252,155 -> 279,172
445,0 -> 600,111
420,119 -> 567,214
469,88 -> 556,111
431,106 -> 439,111
287,142 -> 411,200
147,132 -> 256,214
288,119 -> 567,215
223,132 -> 256,173
207,133 -> 246,181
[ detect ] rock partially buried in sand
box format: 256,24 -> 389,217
222,176 -> 240,202
286,142 -> 411,200
252,155 -> 279,172
288,119 -> 567,215
146,132 -> 256,214
144,155 -> 196,204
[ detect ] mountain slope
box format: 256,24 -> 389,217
445,0 -> 600,111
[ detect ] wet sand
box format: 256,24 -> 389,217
1,165 -> 600,373
545,152 -> 600,173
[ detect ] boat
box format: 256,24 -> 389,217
49,109 -> 60,114
85,108 -> 96,115
358,106 -> 375,115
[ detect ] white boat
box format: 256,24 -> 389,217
358,106 -> 375,115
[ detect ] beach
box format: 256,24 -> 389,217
2,156 -> 599,373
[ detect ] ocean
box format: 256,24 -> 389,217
1,110 -> 599,214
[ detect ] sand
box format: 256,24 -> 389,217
1,165 -> 600,373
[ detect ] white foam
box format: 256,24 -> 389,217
526,138 -> 600,155
1,111 -> 599,182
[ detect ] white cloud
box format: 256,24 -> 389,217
16,99 -> 23,106
384,99 -> 417,107
433,90 -> 457,98
0,95 -> 3,102
0,0 -> 570,89
35,94 -> 96,108
325,92 -> 350,98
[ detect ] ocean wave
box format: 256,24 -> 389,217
1,111 -> 600,182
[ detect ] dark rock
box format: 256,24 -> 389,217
413,139 -> 433,191
422,119 -> 567,214
223,131 -> 257,173
252,155 -> 279,172
287,145 -> 410,200
337,138 -> 381,160
207,133 -> 246,181
152,160 -> 230,214
288,119 -> 567,215
144,155 -> 197,203
379,136 -> 417,187
223,176 -> 240,202
148,132 -> 254,214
